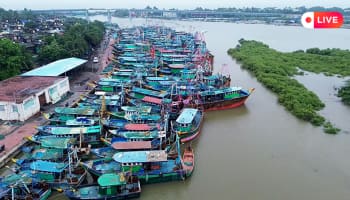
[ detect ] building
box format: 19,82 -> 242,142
0,58 -> 87,121
0,76 -> 69,121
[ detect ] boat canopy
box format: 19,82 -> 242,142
168,64 -> 185,69
146,76 -> 170,81
112,141 -> 152,150
176,108 -> 198,124
142,96 -> 162,105
40,137 -> 76,149
54,107 -> 96,116
132,87 -> 168,98
200,86 -> 242,96
124,123 -> 153,131
113,150 -> 167,163
30,160 -> 67,173
121,106 -> 152,113
38,125 -> 101,135
118,130 -> 164,139
98,173 -> 126,187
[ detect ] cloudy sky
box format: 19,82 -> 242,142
1,0 -> 349,10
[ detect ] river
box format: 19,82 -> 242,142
51,16 -> 350,200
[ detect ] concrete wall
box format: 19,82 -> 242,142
0,95 -> 40,121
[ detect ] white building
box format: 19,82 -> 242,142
0,76 -> 70,121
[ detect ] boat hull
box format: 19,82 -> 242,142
138,171 -> 185,184
180,128 -> 201,143
201,95 -> 250,112
65,185 -> 140,200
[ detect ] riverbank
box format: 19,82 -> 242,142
227,39 -> 350,133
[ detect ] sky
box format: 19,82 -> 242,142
0,0 -> 349,10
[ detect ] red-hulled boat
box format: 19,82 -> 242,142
181,146 -> 195,177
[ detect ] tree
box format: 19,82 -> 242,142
0,39 -> 33,80
38,40 -> 68,63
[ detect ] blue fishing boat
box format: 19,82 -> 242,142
17,160 -> 87,190
90,146 -> 118,158
64,173 -> 141,200
112,150 -> 186,184
81,158 -> 121,177
171,108 -> 204,143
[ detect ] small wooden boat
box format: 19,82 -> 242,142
64,173 -> 141,200
181,146 -> 195,177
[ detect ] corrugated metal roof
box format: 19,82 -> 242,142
21,57 -> 87,76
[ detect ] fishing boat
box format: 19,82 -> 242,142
90,146 -> 118,158
171,108 -> 204,143
108,128 -> 163,138
109,106 -> 162,123
127,87 -> 169,100
197,87 -> 255,111
112,150 -> 186,184
66,117 -> 96,126
27,136 -> 77,149
81,158 -> 121,177
37,125 -> 101,135
16,160 -> 87,191
49,107 -> 98,123
64,173 -> 141,200
101,118 -> 128,129
1,181 -> 52,200
13,148 -> 64,164
181,146 -> 195,177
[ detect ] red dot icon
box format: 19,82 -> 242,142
305,17 -> 312,23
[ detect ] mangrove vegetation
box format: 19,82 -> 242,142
338,80 -> 350,105
228,39 -> 350,134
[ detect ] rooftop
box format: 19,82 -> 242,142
112,141 -> 152,150
30,160 -> 67,173
176,108 -> 199,124
113,150 -> 167,163
98,173 -> 126,187
21,57 -> 87,76
0,76 -> 66,103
